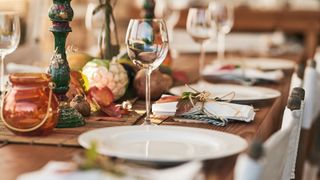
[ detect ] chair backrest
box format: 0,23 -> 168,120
314,47 -> 320,72
25,0 -> 49,44
290,73 -> 302,92
314,56 -> 320,118
302,60 -> 317,130
281,105 -> 304,179
294,60 -> 317,180
261,108 -> 300,180
234,89 -> 303,180
234,140 -> 264,180
289,63 -> 304,93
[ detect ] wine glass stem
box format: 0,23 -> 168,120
144,66 -> 152,125
199,42 -> 206,82
0,54 -> 5,93
217,32 -> 225,62
167,10 -> 180,44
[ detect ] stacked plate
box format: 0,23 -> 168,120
169,82 -> 281,103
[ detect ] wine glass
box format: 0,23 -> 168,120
0,12 -> 20,92
186,8 -> 213,82
209,1 -> 234,62
125,19 -> 169,125
156,0 -> 189,43
85,2 -> 105,55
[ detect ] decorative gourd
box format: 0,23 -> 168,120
82,59 -> 129,100
134,69 -> 173,100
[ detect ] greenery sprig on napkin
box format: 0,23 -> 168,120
73,142 -> 125,176
153,84 -> 255,126
176,90 -> 230,116
174,85 -> 236,126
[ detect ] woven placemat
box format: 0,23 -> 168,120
0,110 -> 145,147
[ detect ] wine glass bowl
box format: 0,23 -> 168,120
186,8 -> 213,82
156,0 -> 190,42
126,19 -> 169,125
209,2 -> 234,34
0,12 -> 20,55
127,39 -> 168,70
0,12 -> 20,92
209,1 -> 234,62
186,8 -> 213,44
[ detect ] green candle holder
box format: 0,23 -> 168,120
143,0 -> 155,19
48,0 -> 85,128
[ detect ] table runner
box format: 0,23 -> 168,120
0,110 -> 146,147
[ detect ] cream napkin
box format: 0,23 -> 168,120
202,64 -> 284,82
152,98 -> 255,125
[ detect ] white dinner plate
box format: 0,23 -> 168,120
169,82 -> 281,102
217,57 -> 295,70
78,125 -> 248,163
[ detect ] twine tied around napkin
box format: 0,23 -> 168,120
175,84 -> 240,126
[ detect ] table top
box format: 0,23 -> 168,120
0,52 -> 302,180
176,7 -> 320,59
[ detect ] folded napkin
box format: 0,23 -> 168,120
202,63 -> 284,82
18,161 -> 203,180
152,96 -> 255,126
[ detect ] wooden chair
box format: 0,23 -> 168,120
289,63 -> 304,93
282,88 -> 305,180
234,88 -> 304,180
295,60 -> 318,180
303,55 -> 320,180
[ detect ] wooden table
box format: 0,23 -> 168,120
177,7 -> 320,59
0,53 -> 302,180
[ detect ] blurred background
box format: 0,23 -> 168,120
0,0 -> 319,68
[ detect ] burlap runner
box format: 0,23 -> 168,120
0,110 -> 145,147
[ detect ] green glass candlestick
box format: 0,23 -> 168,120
143,0 -> 155,19
48,0 -> 85,128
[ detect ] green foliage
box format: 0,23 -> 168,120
77,142 -> 125,177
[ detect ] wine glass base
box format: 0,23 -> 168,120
141,120 -> 157,126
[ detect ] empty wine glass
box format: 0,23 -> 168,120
156,0 -> 189,43
126,19 -> 169,125
0,12 -> 20,92
85,2 -> 105,56
209,1 -> 234,62
186,8 -> 213,82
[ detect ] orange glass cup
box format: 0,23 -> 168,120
1,73 -> 59,136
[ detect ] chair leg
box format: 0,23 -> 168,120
296,129 -> 310,180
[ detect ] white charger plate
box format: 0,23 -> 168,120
78,125 -> 248,163
169,82 -> 281,102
